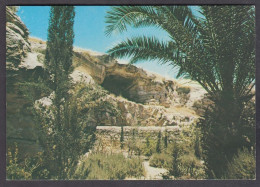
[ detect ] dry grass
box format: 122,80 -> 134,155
28,37 -> 46,44
166,106 -> 198,117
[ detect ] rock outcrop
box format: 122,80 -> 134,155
6,7 -> 31,71
6,7 -> 42,156
95,94 -> 198,127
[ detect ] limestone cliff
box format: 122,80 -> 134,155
6,7 -> 42,155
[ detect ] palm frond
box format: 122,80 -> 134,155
105,6 -> 159,36
107,36 -> 177,65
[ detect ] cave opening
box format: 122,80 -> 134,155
101,75 -> 134,100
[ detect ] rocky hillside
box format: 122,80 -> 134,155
29,37 -> 205,127
6,7 -> 207,155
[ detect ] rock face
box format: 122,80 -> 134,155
6,7 -> 31,71
6,7 -> 42,156
103,63 -> 177,106
95,95 -> 198,127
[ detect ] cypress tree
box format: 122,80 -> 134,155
45,6 -> 75,102
164,131 -> 168,148
40,6 -> 76,179
120,125 -> 124,149
156,131 -> 161,153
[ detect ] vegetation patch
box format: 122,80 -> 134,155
73,153 -> 144,179
149,153 -> 172,168
176,86 -> 191,95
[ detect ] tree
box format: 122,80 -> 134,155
120,125 -> 124,149
156,131 -> 161,153
164,131 -> 168,149
170,141 -> 180,177
38,6 -> 77,179
26,6 -> 96,179
105,6 -> 255,178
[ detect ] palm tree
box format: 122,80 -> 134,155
105,6 -> 255,178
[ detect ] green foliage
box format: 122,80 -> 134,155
7,144 -> 32,180
198,99 -> 256,178
175,86 -> 191,105
120,126 -> 124,149
142,135 -> 157,157
164,132 -> 168,148
194,130 -> 202,159
105,6 -> 255,100
27,6 -> 98,179
156,131 -> 162,153
35,6 -> 77,179
176,86 -> 190,95
170,141 -> 181,177
225,148 -> 255,179
178,153 -> 206,179
149,153 -> 172,169
160,140 -> 206,179
34,82 -> 118,178
73,153 -> 144,179
34,48 -> 46,55
6,144 -> 49,180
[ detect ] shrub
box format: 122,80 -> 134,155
7,145 -> 32,180
225,148 -> 255,179
176,86 -> 190,104
165,136 -> 206,179
126,157 -> 144,178
149,153 -> 172,169
141,135 -> 157,157
176,86 -> 190,95
73,153 -> 144,179
33,48 -> 46,55
178,153 -> 206,179
194,130 -> 202,159
6,144 -> 49,180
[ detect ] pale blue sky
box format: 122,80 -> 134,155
17,6 -> 200,78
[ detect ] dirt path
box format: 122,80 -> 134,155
143,161 -> 168,180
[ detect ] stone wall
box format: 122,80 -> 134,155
94,126 -> 182,154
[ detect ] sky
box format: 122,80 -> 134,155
17,6 -> 200,79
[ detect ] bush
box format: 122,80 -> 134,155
73,153 -> 144,179
6,144 -> 49,180
141,135 -> 157,157
7,146 -> 32,180
164,135 -> 206,179
178,153 -> 206,179
149,153 -> 172,169
176,86 -> 190,104
225,148 -> 255,179
126,157 -> 144,178
176,86 -> 190,95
